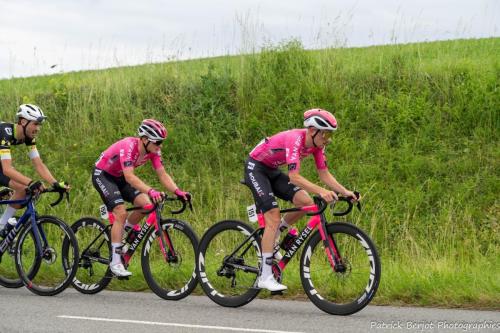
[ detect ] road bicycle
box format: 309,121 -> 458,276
0,184 -> 79,296
197,188 -> 381,315
69,196 -> 199,300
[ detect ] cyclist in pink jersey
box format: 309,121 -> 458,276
92,119 -> 191,277
244,108 -> 360,291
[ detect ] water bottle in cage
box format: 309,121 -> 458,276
279,228 -> 299,251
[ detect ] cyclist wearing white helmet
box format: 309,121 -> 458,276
244,108 -> 360,292
0,104 -> 69,237
92,119 -> 191,277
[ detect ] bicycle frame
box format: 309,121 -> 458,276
0,196 -> 46,260
82,200 -> 184,268
261,197 -> 342,274
225,197 -> 349,278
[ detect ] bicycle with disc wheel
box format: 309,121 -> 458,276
197,190 -> 380,315
69,196 -> 198,300
0,183 -> 79,296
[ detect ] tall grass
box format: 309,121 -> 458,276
0,38 -> 498,308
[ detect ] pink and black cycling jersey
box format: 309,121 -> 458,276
249,129 -> 327,172
95,137 -> 163,177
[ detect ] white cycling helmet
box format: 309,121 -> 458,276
303,108 -> 337,131
137,119 -> 168,142
16,104 -> 46,123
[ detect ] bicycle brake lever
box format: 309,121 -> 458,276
353,191 -> 361,211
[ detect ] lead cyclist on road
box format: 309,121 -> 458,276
244,108 -> 360,292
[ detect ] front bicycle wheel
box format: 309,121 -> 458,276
70,217 -> 112,294
141,219 -> 198,300
197,220 -> 262,308
15,215 -> 79,296
0,224 -> 39,288
300,222 -> 381,315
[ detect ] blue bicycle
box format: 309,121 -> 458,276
0,183 -> 79,296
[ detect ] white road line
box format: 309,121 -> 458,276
58,315 -> 306,333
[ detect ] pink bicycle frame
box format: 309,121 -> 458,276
257,202 -> 339,272
108,204 -> 173,265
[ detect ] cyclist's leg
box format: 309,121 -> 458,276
272,172 -> 312,229
286,190 -> 313,225
121,184 -> 147,227
270,173 -> 312,258
92,168 -> 131,277
0,176 -> 25,287
0,176 -> 24,236
243,158 -> 286,291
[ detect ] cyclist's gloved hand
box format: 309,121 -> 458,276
174,188 -> 191,202
27,180 -> 45,194
52,181 -> 70,192
148,188 -> 164,204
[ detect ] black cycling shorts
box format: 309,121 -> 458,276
243,157 -> 301,213
0,173 -> 10,188
0,162 -> 11,187
92,167 -> 141,211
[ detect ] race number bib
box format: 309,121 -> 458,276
247,204 -> 257,223
99,204 -> 109,220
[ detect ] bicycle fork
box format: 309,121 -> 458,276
150,208 -> 178,264
317,214 -> 346,273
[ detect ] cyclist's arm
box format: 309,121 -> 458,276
288,171 -> 328,195
0,158 -> 31,185
317,168 -> 350,196
122,167 -> 152,194
317,169 -> 358,200
31,156 -> 57,184
154,166 -> 179,194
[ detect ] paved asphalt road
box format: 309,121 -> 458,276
0,288 -> 498,333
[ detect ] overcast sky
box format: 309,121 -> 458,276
0,0 -> 498,79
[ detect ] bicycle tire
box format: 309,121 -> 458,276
141,218 -> 198,300
0,225 -> 39,288
15,215 -> 79,296
197,220 -> 262,307
300,222 -> 381,315
70,217 -> 113,294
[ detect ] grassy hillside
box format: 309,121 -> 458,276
0,38 -> 498,308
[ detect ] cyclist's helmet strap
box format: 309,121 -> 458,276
311,129 -> 321,147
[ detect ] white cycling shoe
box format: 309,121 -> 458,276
110,263 -> 132,277
257,275 -> 287,292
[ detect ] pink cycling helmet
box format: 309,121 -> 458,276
303,108 -> 337,131
138,119 -> 167,142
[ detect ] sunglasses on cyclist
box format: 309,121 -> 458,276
150,140 -> 163,146
321,131 -> 333,140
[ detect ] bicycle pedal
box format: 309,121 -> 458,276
270,290 -> 284,296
